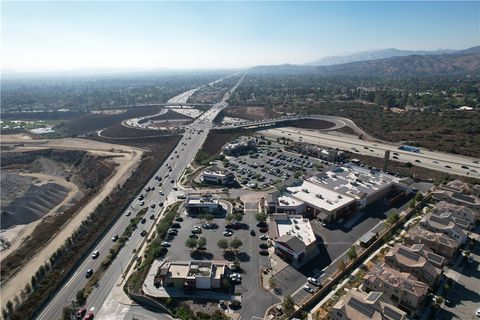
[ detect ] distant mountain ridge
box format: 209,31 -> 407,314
249,46 -> 480,76
307,48 -> 458,66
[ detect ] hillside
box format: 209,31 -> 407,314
249,46 -> 480,76
307,48 -> 458,66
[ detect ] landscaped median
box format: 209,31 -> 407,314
124,202 -> 181,297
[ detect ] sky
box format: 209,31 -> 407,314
1,1 -> 479,72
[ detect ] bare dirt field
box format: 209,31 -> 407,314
0,137 -> 145,306
224,106 -> 281,121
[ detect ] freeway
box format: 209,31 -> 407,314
260,127 -> 480,178
36,74 -> 244,320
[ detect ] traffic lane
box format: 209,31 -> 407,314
266,128 -> 480,176
279,127 -> 480,167
38,82 -> 230,319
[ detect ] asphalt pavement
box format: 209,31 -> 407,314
260,127 -> 480,178
36,75 -> 244,320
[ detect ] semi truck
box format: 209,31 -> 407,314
399,145 -> 420,153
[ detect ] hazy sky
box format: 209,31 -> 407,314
2,1 -> 479,72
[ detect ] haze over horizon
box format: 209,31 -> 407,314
2,1 -> 479,72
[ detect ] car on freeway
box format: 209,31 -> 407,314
112,235 -> 119,242
83,311 -> 94,320
415,159 -> 421,163
307,277 -> 320,286
223,230 -> 233,236
75,307 -> 86,319
461,165 -> 469,169
445,165 -> 452,168
303,285 -> 314,294
392,156 -> 399,159
85,269 -> 93,278
91,250 -> 100,259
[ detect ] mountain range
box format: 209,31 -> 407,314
249,46 -> 480,76
307,48 -> 458,66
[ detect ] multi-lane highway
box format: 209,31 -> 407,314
36,74 -> 244,320
260,127 -> 480,178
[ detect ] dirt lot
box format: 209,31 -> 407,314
0,137 -> 145,306
224,106 -> 281,121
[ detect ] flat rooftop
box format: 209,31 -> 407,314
187,197 -> 219,205
271,214 -> 316,247
277,194 -> 304,208
310,165 -> 397,199
288,180 -> 355,212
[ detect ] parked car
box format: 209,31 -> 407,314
175,217 -> 183,222
307,277 -> 320,286
223,230 -> 233,236
91,250 -> 99,259
250,229 -> 256,236
112,235 -> 119,242
140,230 -> 147,237
141,218 -> 146,224
126,211 -> 131,216
161,241 -> 171,247
303,285 -> 314,294
259,235 -> 268,240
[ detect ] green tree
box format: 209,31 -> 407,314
233,212 -> 243,222
225,214 -> 234,224
197,237 -> 207,249
415,192 -> 424,203
76,289 -> 86,305
217,239 -> 229,251
229,237 -> 243,251
347,246 -> 357,260
294,170 -> 303,179
255,212 -> 267,223
186,238 -> 198,251
386,212 -> 400,225
282,295 -> 295,317
204,213 -> 214,222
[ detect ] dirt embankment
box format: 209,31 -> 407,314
0,138 -> 144,308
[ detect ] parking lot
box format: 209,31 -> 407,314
162,199 -> 276,319
271,193 -> 414,305
222,143 -> 326,189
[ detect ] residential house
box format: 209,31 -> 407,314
332,288 -> 407,320
363,263 -> 429,313
384,244 -> 441,286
